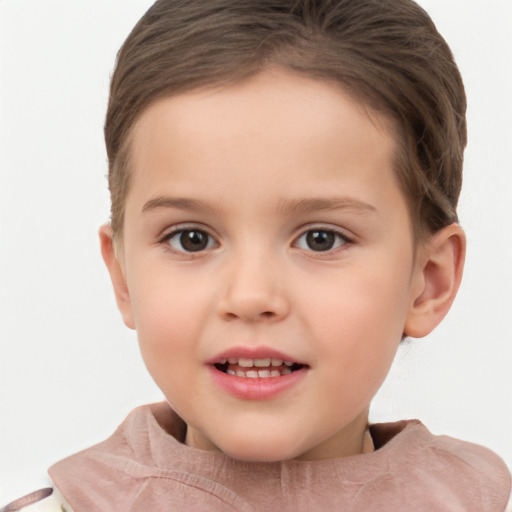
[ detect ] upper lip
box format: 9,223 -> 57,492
206,346 -> 307,366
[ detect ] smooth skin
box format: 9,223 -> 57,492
100,69 -> 465,462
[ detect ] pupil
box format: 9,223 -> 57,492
180,230 -> 207,252
306,230 -> 335,251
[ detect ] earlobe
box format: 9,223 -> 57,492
404,223 -> 466,338
98,224 -> 135,330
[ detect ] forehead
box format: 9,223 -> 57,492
126,69 -> 402,216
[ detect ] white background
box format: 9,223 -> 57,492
1,0 -> 511,504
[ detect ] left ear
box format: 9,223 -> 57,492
404,223 -> 466,338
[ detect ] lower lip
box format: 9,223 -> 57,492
208,366 -> 308,400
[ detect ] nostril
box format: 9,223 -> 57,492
221,308 -> 279,322
217,288 -> 290,322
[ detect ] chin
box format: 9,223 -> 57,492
218,437 -> 304,463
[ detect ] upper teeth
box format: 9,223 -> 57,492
222,358 -> 293,367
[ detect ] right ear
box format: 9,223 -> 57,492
99,224 -> 135,329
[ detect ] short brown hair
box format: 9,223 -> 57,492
105,0 -> 466,241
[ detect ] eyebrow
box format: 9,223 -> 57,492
276,197 -> 377,216
142,195 -> 377,216
142,196 -> 218,215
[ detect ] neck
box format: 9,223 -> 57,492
294,409 -> 374,461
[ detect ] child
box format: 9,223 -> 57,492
3,0 -> 511,510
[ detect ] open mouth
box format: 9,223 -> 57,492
214,358 -> 305,378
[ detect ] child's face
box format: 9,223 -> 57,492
113,69 -> 427,462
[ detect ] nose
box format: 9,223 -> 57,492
217,252 -> 290,323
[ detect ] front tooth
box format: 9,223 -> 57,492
254,358 -> 271,367
271,359 -> 283,366
258,370 -> 271,378
246,370 -> 259,378
239,358 -> 254,367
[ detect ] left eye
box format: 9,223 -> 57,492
165,229 -> 217,253
294,229 -> 348,252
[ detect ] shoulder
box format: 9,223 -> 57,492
372,420 -> 512,511
45,403 -> 188,509
3,404 -> 178,512
1,486 -> 74,512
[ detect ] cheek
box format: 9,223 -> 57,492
305,262 -> 411,378
127,270 -> 210,372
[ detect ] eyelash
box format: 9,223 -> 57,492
158,225 -> 353,255
158,226 -> 218,254
293,227 -> 352,254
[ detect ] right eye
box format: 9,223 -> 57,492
163,229 -> 218,253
